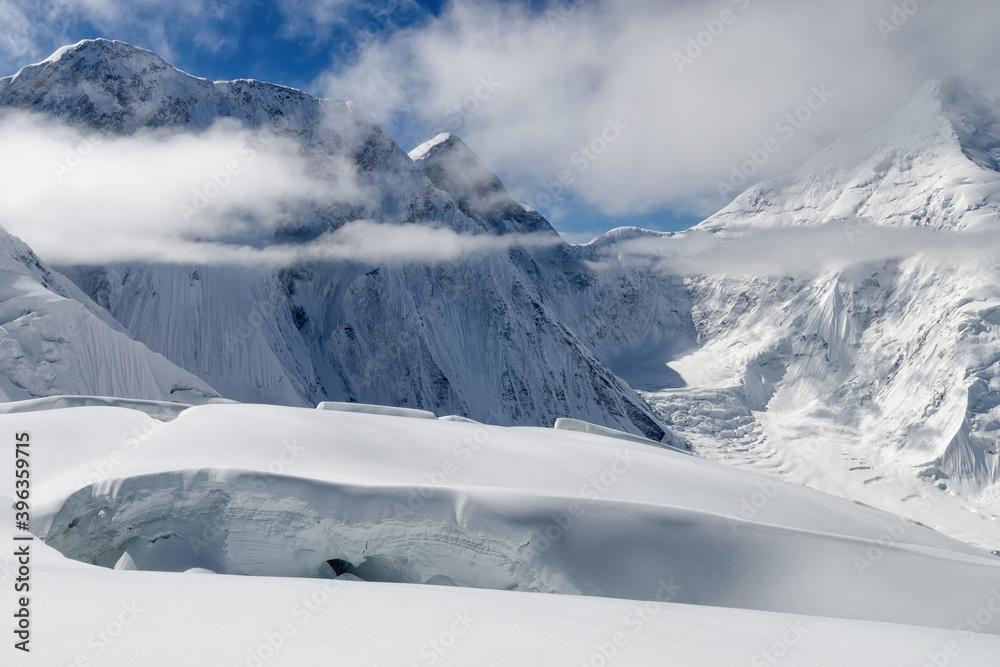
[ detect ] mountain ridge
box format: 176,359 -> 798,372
0,39 -> 677,443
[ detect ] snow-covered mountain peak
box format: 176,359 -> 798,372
924,81 -> 1000,173
700,80 -> 1000,232
0,38 -> 339,136
907,78 -> 976,112
892,79 -> 1000,161
0,38 -> 172,86
410,132 -> 556,236
408,131 -> 514,220
908,78 -> 997,119
0,38 -> 206,131
38,38 -> 168,69
408,132 -> 455,161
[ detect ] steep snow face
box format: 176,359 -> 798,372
67,256 -> 675,441
66,264 -> 315,407
0,40 -> 670,440
0,226 -> 218,402
566,229 -> 699,393
652,260 -> 1000,504
412,138 -> 697,409
283,256 -> 675,439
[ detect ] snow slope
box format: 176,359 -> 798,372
0,223 -> 218,402
22,402 -> 1000,627
3,399 -> 1000,664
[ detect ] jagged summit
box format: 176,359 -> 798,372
910,78 -> 996,115
408,132 -> 520,223
894,79 -> 1000,159
410,132 -> 556,236
925,81 -> 1000,173
1,38 -> 199,128
28,38 -> 318,100
912,78 -> 974,106
0,39 -> 170,87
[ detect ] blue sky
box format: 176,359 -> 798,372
22,2 -> 445,91
159,1 -> 447,92
2,0 -> 993,238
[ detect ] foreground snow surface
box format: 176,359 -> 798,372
3,531 -> 1000,666
2,399 -> 999,665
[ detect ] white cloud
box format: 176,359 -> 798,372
278,0 -> 427,42
5,0 -> 998,243
0,1 -> 35,64
4,113 -> 995,274
0,112 -> 365,265
0,111 -> 562,267
135,221 -> 562,267
599,223 -> 1000,277
318,0 -> 1000,222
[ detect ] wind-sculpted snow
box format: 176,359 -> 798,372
0,394 -> 202,420
8,503 -> 1000,666
24,403 -> 1000,634
316,400 -> 438,419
